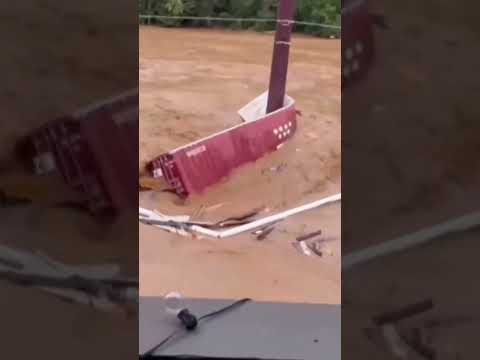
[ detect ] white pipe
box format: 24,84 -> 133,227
139,193 -> 341,239
192,193 -> 341,239
189,225 -> 223,238
139,208 -> 153,218
343,211 -> 480,271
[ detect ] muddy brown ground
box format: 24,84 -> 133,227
139,27 -> 341,303
343,1 -> 480,358
1,2 -> 137,358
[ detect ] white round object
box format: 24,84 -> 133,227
164,291 -> 185,316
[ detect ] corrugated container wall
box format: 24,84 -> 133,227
149,101 -> 297,197
342,0 -> 375,87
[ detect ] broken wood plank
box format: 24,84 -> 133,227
308,242 -> 324,257
296,230 -> 322,242
256,226 -> 275,241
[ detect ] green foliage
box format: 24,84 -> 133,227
164,0 -> 195,15
297,0 -> 340,36
139,0 -> 340,37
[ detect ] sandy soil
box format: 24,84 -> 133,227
0,2 -> 137,358
139,27 -> 341,304
343,0 -> 480,251
343,1 -> 480,358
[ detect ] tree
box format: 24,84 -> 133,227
138,0 -> 341,37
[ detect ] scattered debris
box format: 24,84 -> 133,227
383,324 -> 437,360
152,210 -> 190,223
300,241 -> 313,256
373,299 -> 434,326
365,324 -> 434,360
306,132 -> 319,140
214,208 -> 263,228
139,184 -> 152,192
254,225 -> 275,241
0,245 -> 138,312
262,163 -> 287,175
140,193 -> 341,239
160,188 -> 178,195
295,230 -> 332,257
192,205 -> 206,220
137,216 -> 203,233
139,211 -> 192,236
292,241 -> 313,256
204,203 -> 226,212
296,230 -> 322,242
369,300 -> 436,360
140,207 -> 263,233
308,241 -> 324,257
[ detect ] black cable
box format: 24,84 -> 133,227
142,328 -> 185,358
198,298 -> 251,322
141,298 -> 252,358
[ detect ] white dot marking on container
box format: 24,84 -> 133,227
355,41 -> 364,54
352,60 -> 360,72
345,48 -> 353,60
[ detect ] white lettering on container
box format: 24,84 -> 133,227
186,145 -> 207,158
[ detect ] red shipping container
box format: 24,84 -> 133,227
148,93 -> 297,197
342,0 -> 375,87
17,89 -> 138,214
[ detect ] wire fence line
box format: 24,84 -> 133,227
138,14 -> 341,30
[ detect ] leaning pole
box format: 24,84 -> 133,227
266,0 -> 297,114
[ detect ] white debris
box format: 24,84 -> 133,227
139,193 -> 341,240
0,245 -> 136,311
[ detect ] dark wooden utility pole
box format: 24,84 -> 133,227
266,0 -> 297,114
